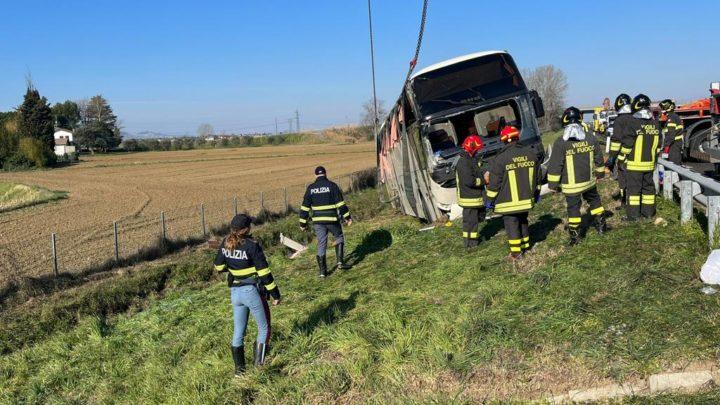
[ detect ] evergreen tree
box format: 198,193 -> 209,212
18,85 -> 55,153
76,95 -> 122,152
52,100 -> 81,129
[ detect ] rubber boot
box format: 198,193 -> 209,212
317,255 -> 327,278
568,228 -> 581,246
231,346 -> 245,377
594,214 -> 607,235
253,342 -> 267,366
335,243 -> 350,270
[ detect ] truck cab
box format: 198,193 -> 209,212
377,51 -> 547,221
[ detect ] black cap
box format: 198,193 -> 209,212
315,166 -> 326,176
230,214 -> 252,229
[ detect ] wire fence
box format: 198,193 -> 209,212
0,169 -> 373,288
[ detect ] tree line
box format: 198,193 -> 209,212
121,132 -> 319,152
0,83 -> 121,170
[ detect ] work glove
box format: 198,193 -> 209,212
484,200 -> 495,211
605,156 -> 616,171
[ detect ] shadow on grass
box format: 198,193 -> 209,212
479,216 -> 504,241
529,214 -> 562,245
346,229 -> 392,267
292,291 -> 359,335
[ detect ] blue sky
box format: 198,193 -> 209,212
1,0 -> 717,135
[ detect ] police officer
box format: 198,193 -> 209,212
214,214 -> 281,377
485,125 -> 542,260
606,93 -> 633,210
659,99 -> 684,165
299,166 -> 352,277
547,107 -> 607,245
617,94 -> 661,220
456,133 -> 485,248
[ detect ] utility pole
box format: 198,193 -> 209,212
288,118 -> 293,134
275,118 -> 278,135
367,0 -> 380,143
295,110 -> 300,133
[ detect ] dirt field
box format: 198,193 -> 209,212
0,143 -> 374,282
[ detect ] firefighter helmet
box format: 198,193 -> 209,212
561,106 -> 582,126
615,93 -> 631,111
500,126 -> 520,143
659,99 -> 676,112
461,134 -> 484,156
632,94 -> 651,112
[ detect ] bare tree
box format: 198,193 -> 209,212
360,99 -> 387,129
197,123 -> 214,137
523,65 -> 568,131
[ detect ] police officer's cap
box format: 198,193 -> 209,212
315,166 -> 326,176
230,214 -> 252,230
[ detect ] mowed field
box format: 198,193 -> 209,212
0,143 -> 374,283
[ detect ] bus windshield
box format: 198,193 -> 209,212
411,53 -> 526,118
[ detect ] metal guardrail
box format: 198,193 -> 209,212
657,158 -> 720,247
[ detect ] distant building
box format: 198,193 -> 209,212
53,128 -> 76,156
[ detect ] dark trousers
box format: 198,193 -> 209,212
313,223 -> 344,256
503,212 -> 529,253
462,207 -> 485,247
668,143 -> 682,165
626,170 -> 656,219
616,163 -> 627,204
566,186 -> 604,229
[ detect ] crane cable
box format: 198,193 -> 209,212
405,0 -> 430,83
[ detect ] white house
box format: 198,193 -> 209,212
53,128 -> 76,156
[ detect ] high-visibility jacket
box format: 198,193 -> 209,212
547,135 -> 605,195
486,142 -> 541,214
455,150 -> 484,207
663,112 -> 684,148
620,115 -> 661,172
609,112 -> 634,163
214,237 -> 280,299
299,176 -> 351,224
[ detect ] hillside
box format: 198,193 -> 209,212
1,182 -> 720,403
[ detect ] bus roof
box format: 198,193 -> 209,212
410,50 -> 508,80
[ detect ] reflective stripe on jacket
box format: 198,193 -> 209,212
486,143 -> 541,214
547,135 -> 605,195
299,176 -> 351,224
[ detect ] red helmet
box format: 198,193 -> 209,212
462,134 -> 484,156
500,125 -> 520,143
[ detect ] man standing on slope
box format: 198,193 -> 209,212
299,166 -> 352,277
659,99 -> 684,165
606,93 -> 633,210
485,125 -> 542,261
455,132 -> 486,248
547,107 -> 607,246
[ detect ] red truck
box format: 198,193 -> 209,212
676,82 -> 720,162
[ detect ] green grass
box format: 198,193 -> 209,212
1,182 -> 719,403
0,182 -> 67,213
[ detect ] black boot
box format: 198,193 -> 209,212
594,215 -> 607,234
317,255 -> 327,278
335,243 -> 350,270
568,228 -> 580,246
231,346 -> 245,377
253,342 -> 267,366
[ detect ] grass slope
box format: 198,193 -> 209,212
1,183 -> 719,403
0,182 -> 67,213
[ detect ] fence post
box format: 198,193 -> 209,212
663,168 -> 674,200
283,188 -> 288,212
234,197 -> 238,216
200,203 -> 207,237
113,222 -> 120,262
260,192 -> 264,212
679,180 -> 694,224
51,233 -> 58,277
708,195 -> 720,248
161,212 -> 167,240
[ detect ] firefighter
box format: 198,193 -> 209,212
214,214 -> 281,377
547,107 -> 607,245
456,133 -> 485,248
616,94 -> 662,221
299,166 -> 353,277
659,99 -> 684,164
606,93 -> 633,210
485,125 -> 542,260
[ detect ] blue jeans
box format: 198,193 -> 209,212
231,285 -> 271,347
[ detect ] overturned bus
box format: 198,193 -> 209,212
377,50 -> 547,222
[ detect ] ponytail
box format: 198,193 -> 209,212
224,227 -> 250,250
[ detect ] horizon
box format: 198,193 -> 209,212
1,0 -> 718,135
